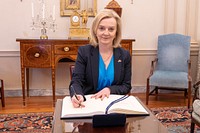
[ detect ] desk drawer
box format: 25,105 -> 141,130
54,44 -> 79,55
23,44 -> 51,67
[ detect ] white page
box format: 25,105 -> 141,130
61,95 -> 149,118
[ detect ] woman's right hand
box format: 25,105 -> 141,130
71,95 -> 85,108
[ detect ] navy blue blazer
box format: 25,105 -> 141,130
69,44 -> 132,97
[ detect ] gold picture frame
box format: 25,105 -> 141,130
66,0 -> 80,10
60,0 -> 97,17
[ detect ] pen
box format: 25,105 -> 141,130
71,85 -> 83,108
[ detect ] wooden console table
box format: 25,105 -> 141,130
16,39 -> 135,106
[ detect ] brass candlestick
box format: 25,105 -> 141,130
40,21 -> 48,39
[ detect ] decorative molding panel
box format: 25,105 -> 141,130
0,43 -> 199,57
0,51 -> 19,57
164,0 -> 199,42
4,86 -> 146,97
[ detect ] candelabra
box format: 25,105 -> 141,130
30,1 -> 56,39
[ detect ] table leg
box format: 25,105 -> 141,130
52,68 -> 56,107
26,68 -> 29,97
21,67 -> 26,106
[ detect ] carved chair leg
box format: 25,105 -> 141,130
155,87 -> 158,94
188,81 -> 191,108
0,80 -> 5,107
184,89 -> 188,98
190,120 -> 195,133
155,87 -> 158,100
146,79 -> 150,105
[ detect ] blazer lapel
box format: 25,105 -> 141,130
91,47 -> 99,90
114,48 -> 122,84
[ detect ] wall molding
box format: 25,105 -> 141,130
0,42 -> 199,57
5,88 -> 69,97
4,86 -> 146,97
0,51 -> 19,57
5,86 -> 189,97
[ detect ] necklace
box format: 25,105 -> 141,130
101,52 -> 113,62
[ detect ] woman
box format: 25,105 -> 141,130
69,9 -> 132,108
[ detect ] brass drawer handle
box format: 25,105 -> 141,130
34,53 -> 40,58
64,47 -> 70,52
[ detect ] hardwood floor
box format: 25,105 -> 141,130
0,92 -> 192,114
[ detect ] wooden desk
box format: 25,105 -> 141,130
16,39 -> 135,106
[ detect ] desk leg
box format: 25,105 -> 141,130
52,68 -> 56,107
21,67 -> 26,106
26,68 -> 29,97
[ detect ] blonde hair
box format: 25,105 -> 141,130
90,9 -> 122,48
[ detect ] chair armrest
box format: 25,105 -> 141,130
147,58 -> 158,79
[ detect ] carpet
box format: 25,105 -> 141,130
0,107 -> 199,133
0,112 -> 53,133
151,106 -> 200,133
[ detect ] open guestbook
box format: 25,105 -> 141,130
60,95 -> 149,119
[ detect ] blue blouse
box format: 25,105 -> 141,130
97,54 -> 114,91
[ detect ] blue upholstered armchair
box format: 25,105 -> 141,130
190,81 -> 200,133
146,33 -> 192,108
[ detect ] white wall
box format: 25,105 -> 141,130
0,0 -> 199,94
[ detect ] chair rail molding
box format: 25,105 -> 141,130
0,51 -> 19,57
0,42 -> 199,57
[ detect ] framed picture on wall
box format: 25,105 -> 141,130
60,0 -> 97,17
65,0 -> 80,10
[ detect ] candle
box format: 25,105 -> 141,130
53,5 -> 55,20
42,3 -> 45,19
31,2 -> 34,18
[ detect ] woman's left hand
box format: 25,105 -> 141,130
91,87 -> 111,100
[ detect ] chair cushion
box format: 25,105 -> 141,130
157,34 -> 191,72
193,99 -> 200,116
149,70 -> 188,88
